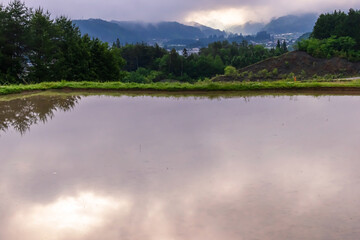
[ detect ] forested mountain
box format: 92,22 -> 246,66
73,14 -> 317,46
186,22 -> 225,37
229,13 -> 318,34
228,22 -> 266,35
263,13 -> 318,33
72,19 -> 139,43
73,19 -> 225,44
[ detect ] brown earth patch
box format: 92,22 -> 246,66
214,51 -> 360,81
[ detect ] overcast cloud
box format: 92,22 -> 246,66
1,0 -> 360,29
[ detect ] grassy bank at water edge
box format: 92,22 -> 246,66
2,80 -> 360,96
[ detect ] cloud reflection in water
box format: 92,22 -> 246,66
1,93 -> 360,240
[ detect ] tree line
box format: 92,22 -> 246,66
0,0 -> 124,84
297,9 -> 360,61
116,40 -> 287,83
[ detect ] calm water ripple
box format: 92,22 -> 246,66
1,92 -> 360,240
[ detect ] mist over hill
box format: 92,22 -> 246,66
228,13 -> 318,35
72,19 -> 225,44
72,13 -> 318,49
73,19 -> 138,43
227,22 -> 266,35
186,22 -> 225,37
263,13 -> 318,33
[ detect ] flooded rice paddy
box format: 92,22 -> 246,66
1,91 -> 360,240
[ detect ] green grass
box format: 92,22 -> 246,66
2,80 -> 360,96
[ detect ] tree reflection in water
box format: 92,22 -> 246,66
0,95 -> 80,134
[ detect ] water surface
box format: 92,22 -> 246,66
1,91 -> 360,240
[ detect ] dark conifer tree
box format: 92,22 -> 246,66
281,40 -> 288,53
1,0 -> 31,82
115,38 -> 121,48
27,8 -> 58,82
182,48 -> 188,58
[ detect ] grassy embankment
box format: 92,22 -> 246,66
2,79 -> 360,96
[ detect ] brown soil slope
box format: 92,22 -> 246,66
214,51 -> 360,81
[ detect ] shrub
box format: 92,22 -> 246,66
288,72 -> 295,79
271,68 -> 279,77
123,71 -> 147,83
257,69 -> 270,79
224,66 -> 238,77
239,71 -> 248,78
297,36 -> 360,61
279,74 -> 287,79
284,61 -> 290,68
300,70 -> 307,79
147,71 -> 164,82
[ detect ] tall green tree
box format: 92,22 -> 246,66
0,5 -> 6,82
1,0 -> 31,82
27,8 -> 58,82
52,16 -> 90,81
88,38 -> 121,81
182,48 -> 188,58
282,40 -> 288,53
312,10 -> 347,40
299,9 -> 360,61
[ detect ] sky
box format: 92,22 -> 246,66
2,0 -> 360,29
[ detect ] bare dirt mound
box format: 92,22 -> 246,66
214,51 -> 360,81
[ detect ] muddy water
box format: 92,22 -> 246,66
1,92 -> 360,240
